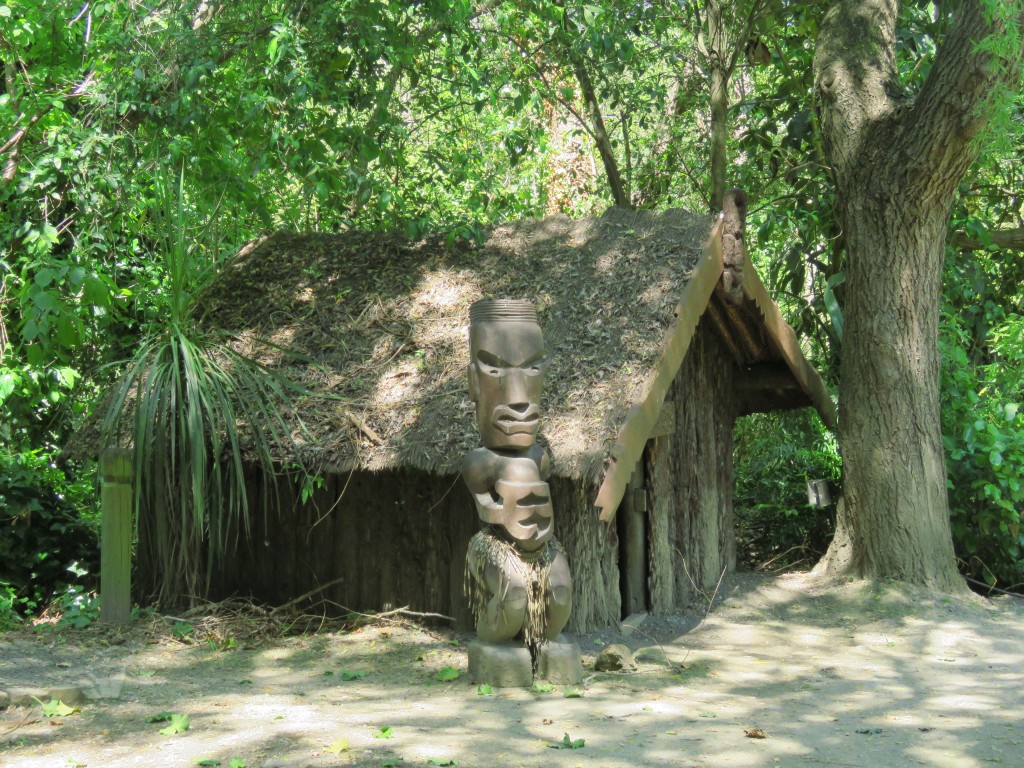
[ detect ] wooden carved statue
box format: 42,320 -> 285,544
463,299 -> 581,686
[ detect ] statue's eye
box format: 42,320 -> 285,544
477,351 -> 506,374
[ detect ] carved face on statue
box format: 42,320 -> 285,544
468,299 -> 547,450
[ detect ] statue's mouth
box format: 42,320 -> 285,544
492,405 -> 540,435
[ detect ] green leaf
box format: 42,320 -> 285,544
159,713 -> 190,735
34,268 -> 56,288
340,670 -> 367,681
373,726 -> 393,739
196,761 -> 221,767
435,666 -> 461,682
54,366 -> 79,389
476,684 -> 493,695
428,759 -> 457,766
823,282 -> 844,342
147,712 -> 174,723
228,760 -> 247,768
38,699 -> 78,717
31,289 -> 58,312
533,682 -> 555,693
549,733 -> 585,749
563,689 -> 583,698
0,372 -> 17,403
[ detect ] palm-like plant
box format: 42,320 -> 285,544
101,168 -> 297,607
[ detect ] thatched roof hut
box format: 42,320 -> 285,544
162,203 -> 835,630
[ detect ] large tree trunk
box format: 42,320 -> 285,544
820,189 -> 960,588
813,0 -> 1020,590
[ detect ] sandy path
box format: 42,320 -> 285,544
2,571 -> 1022,768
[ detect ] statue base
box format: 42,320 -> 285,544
535,634 -> 584,685
468,640 -> 533,688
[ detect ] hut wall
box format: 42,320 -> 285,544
646,318 -> 738,612
207,467 -> 478,624
550,477 -> 621,634
207,467 -> 620,633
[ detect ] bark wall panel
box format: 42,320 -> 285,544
667,319 -> 737,611
646,436 -> 676,613
551,477 -> 621,633
207,468 -> 617,632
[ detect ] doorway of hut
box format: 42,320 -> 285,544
613,411 -> 836,620
731,411 -> 839,575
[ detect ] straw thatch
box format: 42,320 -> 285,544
202,207 -> 716,484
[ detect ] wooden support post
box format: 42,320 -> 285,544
100,447 -> 132,624
621,460 -> 648,615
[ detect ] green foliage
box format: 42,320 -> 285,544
941,287 -> 1024,586
99,167 -> 299,607
54,582 -> 100,629
0,448 -> 98,620
733,411 -> 841,569
939,139 -> 1024,589
0,581 -> 21,631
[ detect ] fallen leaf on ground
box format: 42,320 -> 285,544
37,699 -> 79,717
325,737 -> 349,754
435,666 -> 460,682
158,713 -> 190,735
745,728 -> 767,739
549,733 -> 585,750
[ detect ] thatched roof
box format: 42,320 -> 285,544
193,206 -> 834,518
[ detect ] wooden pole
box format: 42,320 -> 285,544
621,460 -> 648,615
100,447 -> 132,623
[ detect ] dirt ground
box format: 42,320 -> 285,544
2,571 -> 1023,768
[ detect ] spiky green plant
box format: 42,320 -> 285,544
100,167 -> 297,607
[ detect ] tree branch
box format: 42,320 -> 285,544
951,226 -> 1024,251
901,0 -> 1024,200
0,106 -> 53,189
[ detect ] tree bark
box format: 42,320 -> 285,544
813,0 -> 1021,591
707,0 -> 729,211
572,60 -> 631,208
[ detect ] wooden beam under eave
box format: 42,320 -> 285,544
702,292 -> 747,363
594,220 -> 726,522
737,362 -> 801,391
739,258 -> 837,431
717,289 -> 771,363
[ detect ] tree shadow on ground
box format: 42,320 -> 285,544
2,571 -> 1023,768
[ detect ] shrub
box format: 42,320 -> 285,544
0,449 -> 98,622
941,310 -> 1024,588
